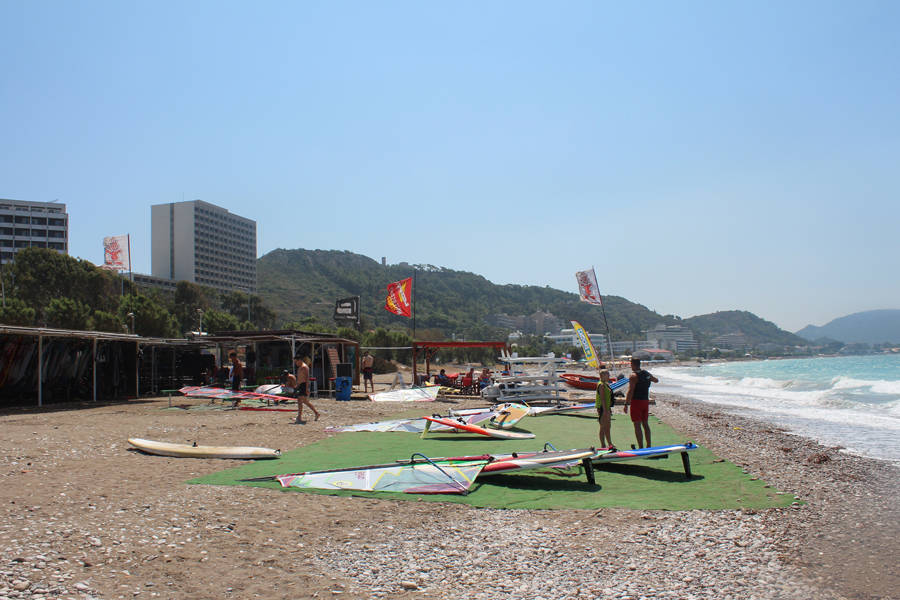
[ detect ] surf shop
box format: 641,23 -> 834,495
0,325 -> 360,406
193,329 -> 361,398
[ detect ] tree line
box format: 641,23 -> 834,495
0,248 -> 277,337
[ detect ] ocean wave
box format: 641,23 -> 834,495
654,359 -> 900,462
831,376 -> 897,391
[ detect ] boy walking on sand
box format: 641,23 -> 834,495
625,358 -> 658,448
293,356 -> 320,424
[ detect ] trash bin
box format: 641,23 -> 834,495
335,376 -> 352,401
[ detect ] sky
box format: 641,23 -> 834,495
2,1 -> 898,332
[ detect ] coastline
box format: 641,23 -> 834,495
0,383 -> 895,599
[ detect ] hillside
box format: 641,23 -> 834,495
796,309 -> 900,344
684,310 -> 807,347
257,249 -> 805,350
257,248 -> 677,338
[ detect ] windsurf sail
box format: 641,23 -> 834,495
571,321 -> 599,369
179,386 -> 289,403
325,410 -> 496,434
263,455 -> 488,494
369,386 -> 440,402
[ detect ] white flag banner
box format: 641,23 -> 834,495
103,235 -> 130,271
575,267 -> 603,306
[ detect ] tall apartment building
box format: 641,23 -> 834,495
0,199 -> 68,264
151,200 -> 257,293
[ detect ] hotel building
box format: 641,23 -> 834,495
151,200 -> 257,293
0,199 -> 68,264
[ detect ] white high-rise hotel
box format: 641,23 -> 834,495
151,200 -> 257,293
0,199 -> 68,264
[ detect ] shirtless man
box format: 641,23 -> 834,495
294,356 -> 319,424
361,351 -> 375,394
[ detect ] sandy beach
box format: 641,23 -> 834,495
0,369 -> 896,600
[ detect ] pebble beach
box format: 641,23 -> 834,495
0,376 -> 896,600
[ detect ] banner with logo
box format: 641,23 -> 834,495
103,235 -> 130,271
385,277 -> 412,317
575,267 -> 603,305
571,320 -> 600,368
334,296 -> 360,323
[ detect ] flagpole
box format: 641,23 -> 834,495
599,297 -> 615,366
127,234 -> 133,285
412,269 -> 417,342
593,265 -> 615,366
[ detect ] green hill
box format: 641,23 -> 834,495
257,249 -> 801,350
684,310 -> 807,347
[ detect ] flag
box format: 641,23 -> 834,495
575,267 -> 603,305
385,277 -> 412,317
571,320 -> 600,368
103,235 -> 130,271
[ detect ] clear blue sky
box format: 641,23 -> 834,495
2,1 -> 898,332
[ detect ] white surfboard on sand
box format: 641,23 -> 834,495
128,438 -> 280,459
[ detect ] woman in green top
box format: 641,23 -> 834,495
596,369 -> 614,449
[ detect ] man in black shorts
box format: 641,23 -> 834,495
361,351 -> 375,394
293,356 -> 319,424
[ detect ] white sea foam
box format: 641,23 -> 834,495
653,358 -> 900,462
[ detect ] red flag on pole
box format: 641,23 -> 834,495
385,277 -> 413,317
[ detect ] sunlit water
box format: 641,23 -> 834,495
651,354 -> 900,462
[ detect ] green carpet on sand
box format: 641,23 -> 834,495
188,407 -> 795,510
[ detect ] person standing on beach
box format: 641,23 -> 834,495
228,351 -> 244,406
625,358 -> 658,448
361,351 -> 375,394
596,369 -> 615,449
294,356 -> 320,424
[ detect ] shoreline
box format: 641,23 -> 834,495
0,384 -> 895,599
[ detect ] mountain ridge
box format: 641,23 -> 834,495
796,309 -> 900,344
257,248 -> 807,348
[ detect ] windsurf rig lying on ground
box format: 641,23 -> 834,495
242,445 -> 613,494
178,385 -> 291,404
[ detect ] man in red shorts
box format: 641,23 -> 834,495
624,358 -> 658,448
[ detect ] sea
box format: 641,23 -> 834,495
650,354 -> 900,463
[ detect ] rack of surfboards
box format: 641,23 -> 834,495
483,355 -> 568,405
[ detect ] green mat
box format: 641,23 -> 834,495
189,408 -> 795,510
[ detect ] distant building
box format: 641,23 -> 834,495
646,323 -> 698,352
131,272 -> 178,292
151,200 -> 257,293
529,311 -> 563,335
711,332 -> 748,350
610,340 -> 657,355
633,348 -> 675,361
0,199 -> 68,264
489,313 -> 525,330
545,328 -> 607,348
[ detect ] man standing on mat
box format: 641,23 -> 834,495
361,351 -> 375,394
625,358 -> 658,448
294,356 -> 320,424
